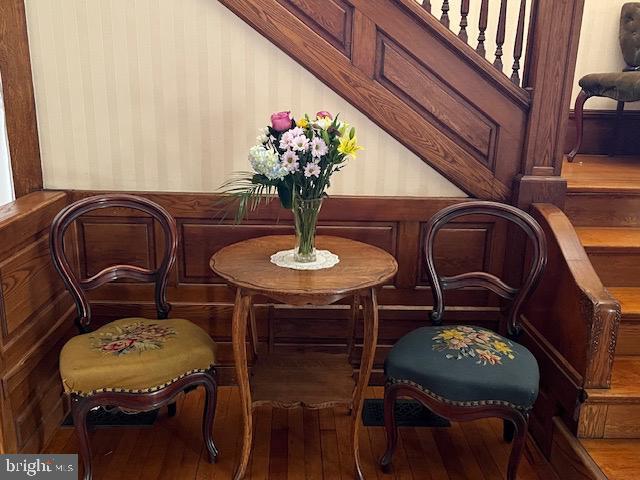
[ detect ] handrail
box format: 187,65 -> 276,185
526,203 -> 621,390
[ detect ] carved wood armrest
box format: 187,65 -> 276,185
525,203 -> 620,390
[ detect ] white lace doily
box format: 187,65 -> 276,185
270,249 -> 340,270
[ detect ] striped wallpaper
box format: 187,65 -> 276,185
24,0 -> 464,196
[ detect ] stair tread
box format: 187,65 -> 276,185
587,356 -> 640,403
564,155 -> 640,194
576,227 -> 640,251
609,287 -> 640,317
580,437 -> 640,479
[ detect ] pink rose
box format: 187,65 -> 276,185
316,111 -> 332,119
103,339 -> 134,352
271,111 -> 292,132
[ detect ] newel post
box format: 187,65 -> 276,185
514,0 -> 585,210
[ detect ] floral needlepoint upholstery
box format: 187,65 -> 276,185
384,326 -> 539,410
60,318 -> 216,395
431,326 -> 516,365
90,321 -> 177,355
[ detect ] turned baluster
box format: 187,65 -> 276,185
477,0 -> 489,57
421,0 -> 431,13
441,0 -> 450,28
459,0 -> 471,43
511,0 -> 527,85
494,0 -> 508,71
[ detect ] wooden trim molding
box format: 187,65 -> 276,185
564,109 -> 640,156
0,0 -> 43,197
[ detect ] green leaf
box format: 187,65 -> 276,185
277,184 -> 292,209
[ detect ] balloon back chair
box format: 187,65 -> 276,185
380,201 -> 547,480
50,194 -> 218,480
568,2 -> 640,161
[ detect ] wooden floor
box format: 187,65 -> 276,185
45,387 -> 558,480
562,154 -> 640,193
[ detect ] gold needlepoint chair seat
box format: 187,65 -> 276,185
60,317 -> 216,395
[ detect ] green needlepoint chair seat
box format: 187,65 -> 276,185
579,71 -> 640,102
384,325 -> 539,410
60,317 -> 216,395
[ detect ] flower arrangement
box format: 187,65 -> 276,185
220,111 -> 362,263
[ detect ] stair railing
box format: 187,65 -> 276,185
418,0 -> 531,87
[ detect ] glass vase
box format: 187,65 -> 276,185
292,196 -> 323,263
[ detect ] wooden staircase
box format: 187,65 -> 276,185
216,0 -> 583,204
563,155 -> 640,477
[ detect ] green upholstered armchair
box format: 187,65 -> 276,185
568,2 -> 640,162
379,201 -> 547,480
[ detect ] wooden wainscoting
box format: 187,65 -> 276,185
65,191 -> 509,385
0,191 -> 76,453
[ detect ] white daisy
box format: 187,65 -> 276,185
304,162 -> 321,178
281,150 -> 300,172
292,135 -> 310,152
310,137 -> 328,158
279,131 -> 295,150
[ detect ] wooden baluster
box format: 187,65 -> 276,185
459,0 -> 470,43
494,0 -> 508,71
441,0 -> 450,28
421,0 -> 431,13
477,0 -> 489,57
511,0 -> 527,85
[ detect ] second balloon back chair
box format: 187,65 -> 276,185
380,201 -> 547,480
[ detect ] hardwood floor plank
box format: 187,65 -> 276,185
268,408 -> 288,480
415,427 -> 450,480
302,409 -> 323,480
461,421 -> 502,480
368,424 -> 397,479
42,387 -> 554,479
250,405 -> 273,480
287,408 -> 305,479
434,427 -> 468,480
448,422 -> 487,480
319,408 -> 341,479
334,406 -> 356,479
401,427 -> 435,480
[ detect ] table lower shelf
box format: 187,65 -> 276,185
250,349 -> 355,409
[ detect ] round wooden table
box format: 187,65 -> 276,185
210,235 -> 398,480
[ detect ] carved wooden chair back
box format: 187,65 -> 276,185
50,194 -> 177,332
423,200 -> 547,337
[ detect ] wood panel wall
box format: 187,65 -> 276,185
0,192 -> 74,453
0,191 -> 601,459
65,191 -> 508,385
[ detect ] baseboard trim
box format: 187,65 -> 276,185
565,109 -> 640,156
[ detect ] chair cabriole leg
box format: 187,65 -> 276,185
568,89 -> 591,162
202,369 -> 219,463
506,411 -> 529,480
71,395 -> 93,480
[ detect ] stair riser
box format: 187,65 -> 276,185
566,193 -> 640,227
580,403 -> 640,439
587,252 -> 640,287
616,323 -> 640,356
